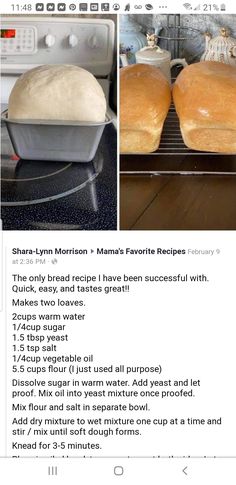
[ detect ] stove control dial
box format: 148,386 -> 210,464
45,34 -> 56,48
68,34 -> 78,48
87,34 -> 98,49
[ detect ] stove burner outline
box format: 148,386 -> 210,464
1,170 -> 99,207
1,162 -> 72,182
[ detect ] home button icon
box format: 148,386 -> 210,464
114,466 -> 124,476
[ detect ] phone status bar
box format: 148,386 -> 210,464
1,1 -> 235,14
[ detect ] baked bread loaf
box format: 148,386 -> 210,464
173,61 -> 236,153
8,64 -> 106,122
120,64 -> 171,153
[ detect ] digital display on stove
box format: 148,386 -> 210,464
1,29 -> 16,39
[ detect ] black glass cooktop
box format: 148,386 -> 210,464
1,124 -> 117,230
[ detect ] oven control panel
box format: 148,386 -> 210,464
1,17 -> 115,76
1,26 -> 37,55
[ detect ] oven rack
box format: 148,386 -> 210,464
158,105 -> 217,156
123,104 -> 233,157
120,105 -> 236,175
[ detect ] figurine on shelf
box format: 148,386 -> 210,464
201,28 -> 236,66
146,31 -> 158,48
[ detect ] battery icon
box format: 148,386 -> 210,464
220,3 -> 226,10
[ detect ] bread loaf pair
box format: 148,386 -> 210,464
120,61 -> 236,154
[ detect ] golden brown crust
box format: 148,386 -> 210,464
173,61 -> 236,153
120,64 -> 171,153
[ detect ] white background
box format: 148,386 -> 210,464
1,0 -> 236,480
0,232 -> 236,483
0,231 -> 235,475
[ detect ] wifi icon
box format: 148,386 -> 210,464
183,2 -> 193,9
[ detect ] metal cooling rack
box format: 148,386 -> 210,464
120,105 -> 236,176
158,104 -> 211,156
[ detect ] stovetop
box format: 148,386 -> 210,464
1,123 -> 117,230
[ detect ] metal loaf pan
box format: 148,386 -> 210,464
1,110 -> 113,163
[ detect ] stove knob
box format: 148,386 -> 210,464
87,34 -> 98,49
68,34 -> 78,48
45,34 -> 56,48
